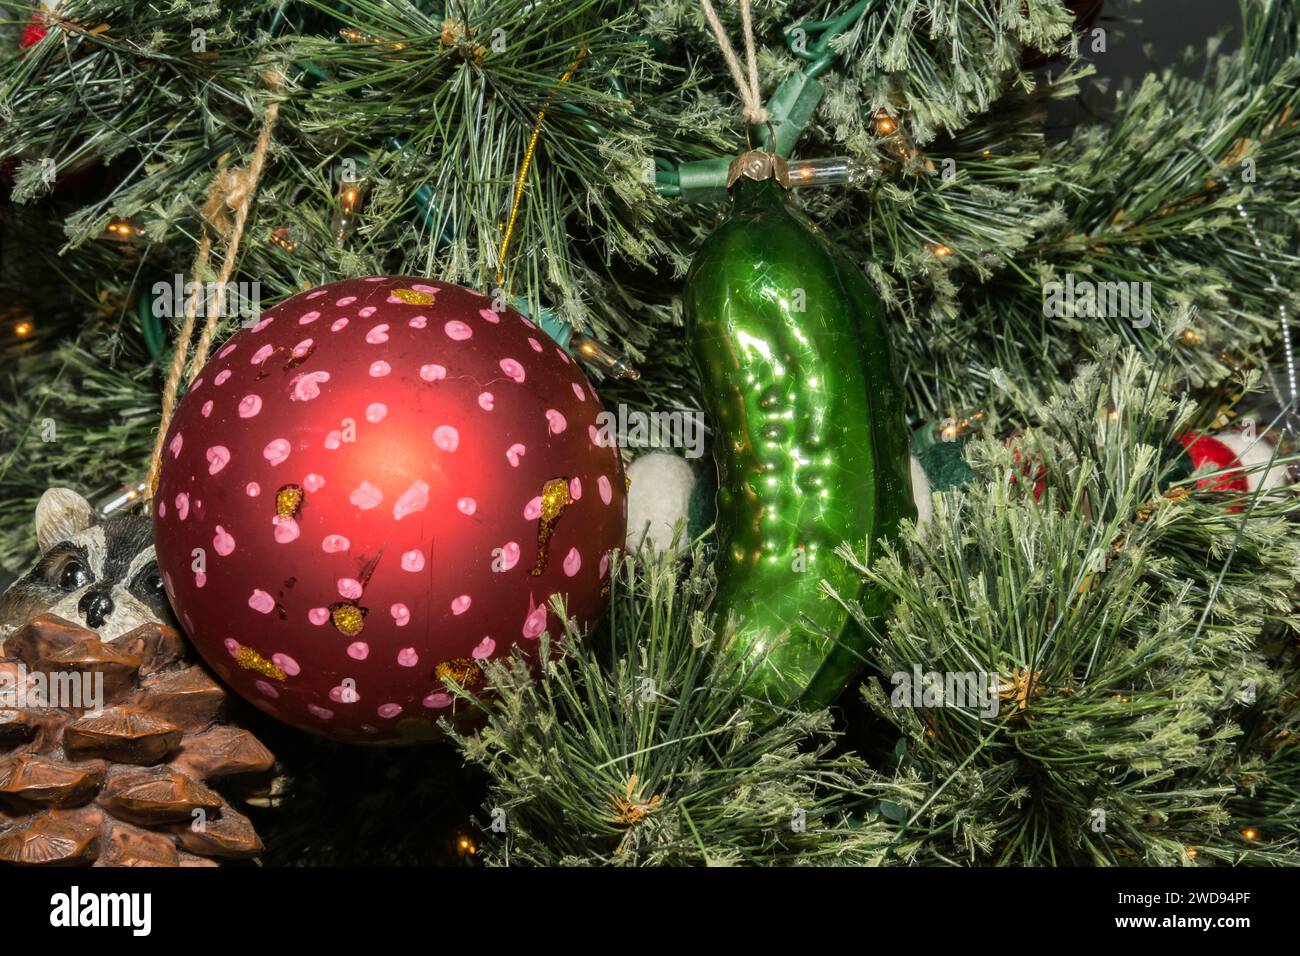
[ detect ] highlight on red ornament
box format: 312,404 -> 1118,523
152,277 -> 627,743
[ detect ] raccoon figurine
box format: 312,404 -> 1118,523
0,487 -> 172,640
0,489 -> 291,865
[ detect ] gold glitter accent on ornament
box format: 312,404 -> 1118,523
529,477 -> 573,576
254,344 -> 286,380
276,483 -> 303,519
234,645 -> 287,682
540,478 -> 570,521
391,288 -> 435,306
331,602 -> 366,636
435,657 -> 483,689
285,344 -> 316,370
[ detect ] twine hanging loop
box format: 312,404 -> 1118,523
699,0 -> 770,125
145,74 -> 283,499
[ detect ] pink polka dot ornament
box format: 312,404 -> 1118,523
153,277 -> 627,742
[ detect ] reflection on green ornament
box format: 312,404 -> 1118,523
685,175 -> 914,708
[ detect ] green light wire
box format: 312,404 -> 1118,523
137,291 -> 167,362
656,0 -> 880,198
786,0 -> 878,78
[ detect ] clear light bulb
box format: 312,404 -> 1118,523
785,157 -> 878,189
97,480 -> 148,518
331,180 -> 369,245
569,332 -> 640,380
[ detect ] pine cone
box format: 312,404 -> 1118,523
0,614 -> 274,866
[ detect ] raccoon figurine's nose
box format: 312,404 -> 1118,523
77,590 -> 115,629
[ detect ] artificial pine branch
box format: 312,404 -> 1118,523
447,548 -> 891,865
832,345 -> 1300,865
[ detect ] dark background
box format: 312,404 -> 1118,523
1055,0 -> 1240,129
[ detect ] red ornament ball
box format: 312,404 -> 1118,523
153,277 -> 627,742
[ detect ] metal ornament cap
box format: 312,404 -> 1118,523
727,150 -> 792,191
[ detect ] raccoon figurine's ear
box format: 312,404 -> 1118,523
35,487 -> 97,553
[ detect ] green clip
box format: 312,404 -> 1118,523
675,157 -> 734,204
755,72 -> 825,158
669,71 -> 828,202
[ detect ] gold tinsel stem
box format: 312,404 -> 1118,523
495,46 -> 587,290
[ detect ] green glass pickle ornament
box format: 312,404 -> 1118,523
685,152 -> 914,708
